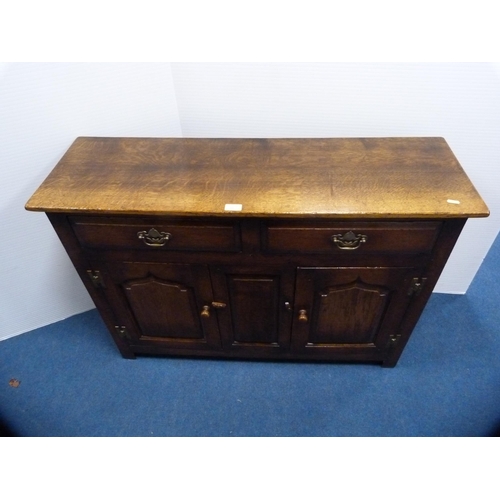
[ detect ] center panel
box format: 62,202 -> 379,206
210,265 -> 294,353
227,275 -> 280,345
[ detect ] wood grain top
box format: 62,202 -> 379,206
25,137 -> 489,219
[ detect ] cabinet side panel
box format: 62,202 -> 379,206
46,213 -> 135,358
383,218 -> 468,367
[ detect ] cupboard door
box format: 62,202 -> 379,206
99,262 -> 221,350
210,266 -> 294,354
291,267 -> 418,357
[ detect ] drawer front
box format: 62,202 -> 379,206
70,217 -> 241,252
262,221 -> 441,255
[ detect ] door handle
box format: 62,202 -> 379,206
298,309 -> 308,322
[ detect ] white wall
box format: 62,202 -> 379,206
1,62 -> 499,341
171,62 -> 500,293
0,63 -> 182,341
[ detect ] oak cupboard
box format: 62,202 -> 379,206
26,137 -> 489,367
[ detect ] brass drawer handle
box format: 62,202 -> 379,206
298,309 -> 308,322
331,231 -> 367,250
137,228 -> 171,247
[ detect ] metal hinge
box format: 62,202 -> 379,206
211,301 -> 227,309
86,270 -> 105,289
389,334 -> 401,345
114,326 -> 131,340
407,277 -> 427,297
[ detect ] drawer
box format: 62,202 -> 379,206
70,217 -> 241,252
262,221 -> 441,255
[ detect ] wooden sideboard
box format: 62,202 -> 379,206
25,137 -> 489,367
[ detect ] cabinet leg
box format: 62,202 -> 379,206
114,344 -> 136,359
382,348 -> 403,367
120,350 -> 136,360
381,358 -> 398,368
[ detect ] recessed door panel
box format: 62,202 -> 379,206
292,267 -> 417,355
100,262 -> 221,350
312,281 -> 389,345
210,265 -> 294,352
123,277 -> 203,340
227,275 -> 280,344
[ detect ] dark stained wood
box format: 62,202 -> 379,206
263,220 -> 441,255
227,276 -> 280,344
382,218 -> 467,367
311,283 -> 389,344
101,262 -> 221,350
28,138 -> 490,367
124,278 -> 203,339
70,216 -> 241,252
291,267 -> 417,355
210,265 -> 294,354
46,213 -> 136,359
26,137 -> 489,219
